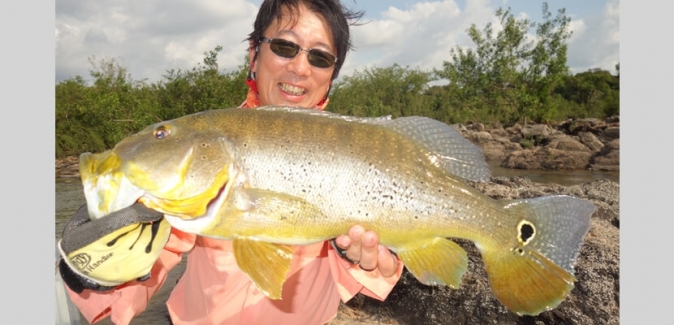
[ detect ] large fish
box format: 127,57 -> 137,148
73,106 -> 594,316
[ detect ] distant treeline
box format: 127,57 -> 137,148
55,3 -> 619,158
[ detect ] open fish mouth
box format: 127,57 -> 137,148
80,149 -> 232,220
136,161 -> 231,220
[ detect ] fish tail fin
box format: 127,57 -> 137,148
479,195 -> 595,315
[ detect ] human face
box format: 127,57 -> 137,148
249,4 -> 335,108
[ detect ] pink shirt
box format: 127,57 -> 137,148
67,228 -> 403,325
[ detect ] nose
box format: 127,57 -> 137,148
286,51 -> 311,77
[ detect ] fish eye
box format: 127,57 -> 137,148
153,125 -> 171,139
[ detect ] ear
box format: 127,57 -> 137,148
248,40 -> 258,73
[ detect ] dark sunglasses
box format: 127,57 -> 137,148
260,37 -> 337,69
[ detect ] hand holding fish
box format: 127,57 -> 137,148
334,226 -> 400,277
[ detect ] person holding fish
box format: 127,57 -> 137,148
59,1 -> 403,324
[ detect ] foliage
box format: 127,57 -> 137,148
554,68 -> 620,118
434,2 -> 573,124
155,46 -> 249,120
329,64 -> 436,118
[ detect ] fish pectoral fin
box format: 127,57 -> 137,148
198,187 -> 328,240
397,237 -> 468,288
234,187 -> 327,226
232,237 -> 294,300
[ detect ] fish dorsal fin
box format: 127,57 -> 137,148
385,116 -> 490,182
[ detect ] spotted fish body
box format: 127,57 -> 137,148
79,106 -> 595,316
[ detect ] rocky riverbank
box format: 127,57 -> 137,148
455,116 -> 619,172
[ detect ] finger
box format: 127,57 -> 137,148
345,225 -> 365,263
376,245 -> 398,277
357,231 -> 379,271
334,234 -> 351,251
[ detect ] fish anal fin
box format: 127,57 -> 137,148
484,247 -> 576,316
232,238 -> 294,300
397,238 -> 468,288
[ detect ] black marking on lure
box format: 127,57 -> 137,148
129,223 -> 148,250
106,224 -> 140,247
145,220 -> 163,254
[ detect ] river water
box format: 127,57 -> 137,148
54,167 -> 618,324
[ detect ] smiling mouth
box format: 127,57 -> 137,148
279,83 -> 306,96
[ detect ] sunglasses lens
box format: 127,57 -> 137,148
269,39 -> 300,58
307,50 -> 335,68
268,38 -> 336,68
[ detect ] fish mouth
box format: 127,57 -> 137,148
80,150 -> 142,219
137,162 -> 231,219
80,150 -> 232,220
162,164 -> 245,234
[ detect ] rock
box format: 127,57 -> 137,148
55,156 -> 81,178
604,116 -> 619,124
458,118 -> 620,173
329,178 -> 619,325
501,150 -> 538,169
505,123 -> 523,135
578,131 -> 605,152
484,135 -> 523,162
500,134 -> 593,170
546,135 -> 591,153
590,139 -> 620,172
489,128 -> 509,138
598,127 -> 620,143
538,147 -> 593,170
468,131 -> 493,144
560,118 -> 606,135
521,124 -> 552,139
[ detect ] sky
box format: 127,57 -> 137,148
55,0 -> 620,85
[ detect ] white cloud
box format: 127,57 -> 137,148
55,0 -> 257,83
566,0 -> 620,73
55,0 -> 620,84
343,0 -> 495,78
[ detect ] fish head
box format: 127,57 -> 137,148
80,117 -> 234,220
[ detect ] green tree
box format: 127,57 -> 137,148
555,68 -> 619,118
329,64 -> 435,118
156,46 -> 248,120
435,2 -> 572,124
